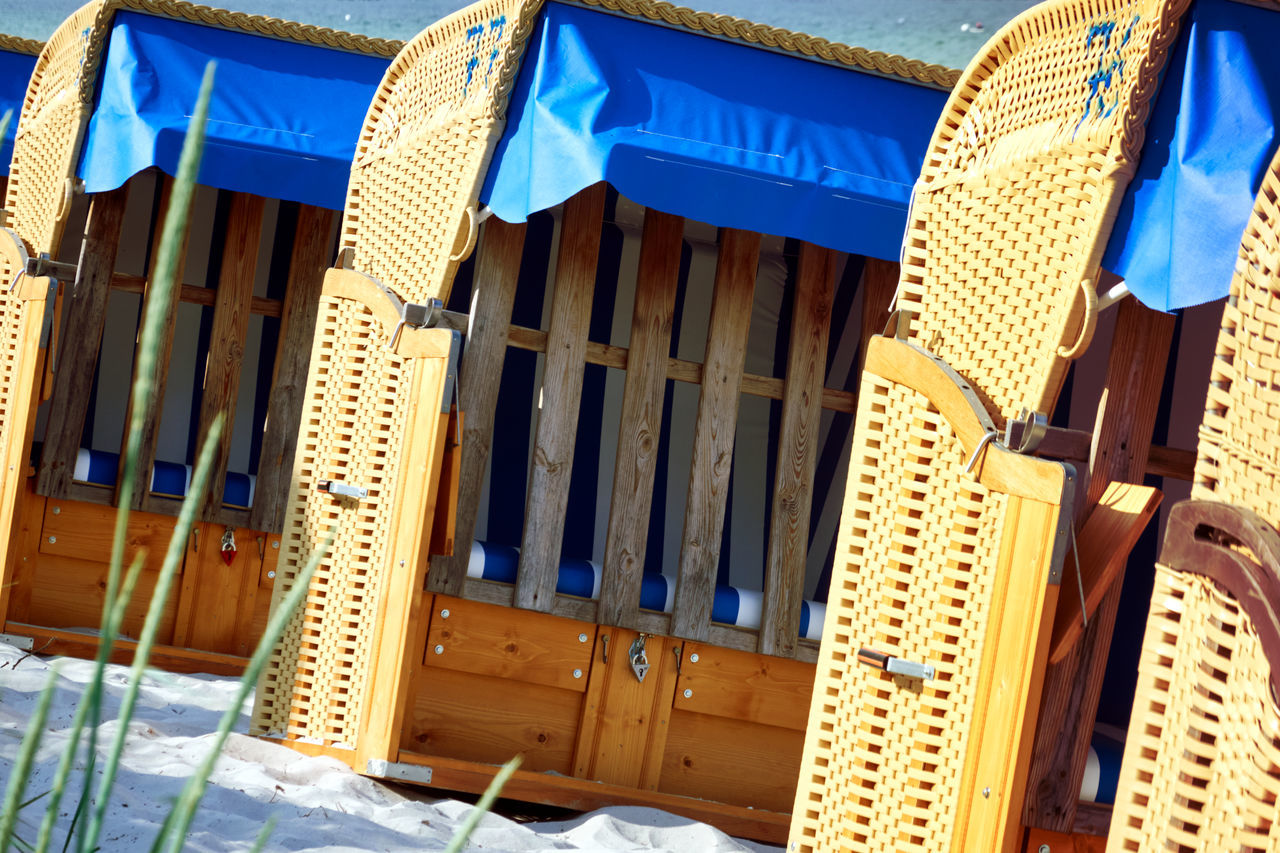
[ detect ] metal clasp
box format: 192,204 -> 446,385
857,647 -> 935,680
628,634 -> 650,683
1004,408 -> 1049,454
317,479 -> 368,500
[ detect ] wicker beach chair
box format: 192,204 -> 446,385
789,1 -> 1190,851
1105,145 -> 1280,853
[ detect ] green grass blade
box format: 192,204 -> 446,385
0,668 -> 57,852
442,756 -> 523,853
78,415 -> 224,853
153,529 -> 334,853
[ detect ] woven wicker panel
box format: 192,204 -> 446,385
0,248 -> 33,505
897,0 -> 1189,421
1107,564 -> 1280,852
791,370 -> 1008,851
251,290 -> 415,746
1195,150 -> 1280,522
341,0 -> 543,306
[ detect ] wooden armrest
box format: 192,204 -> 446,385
1049,481 -> 1162,664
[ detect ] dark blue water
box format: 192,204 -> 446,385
0,0 -> 1038,69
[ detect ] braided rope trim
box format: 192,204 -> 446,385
0,34 -> 43,56
74,0 -> 404,105
490,0 -> 548,119
1117,0 -> 1194,167
564,0 -> 959,89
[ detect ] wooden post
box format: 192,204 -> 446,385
36,187 -> 129,498
859,258 -> 898,370
669,229 -> 760,641
1023,296 -> 1175,831
197,192 -> 265,517
759,243 -> 835,658
515,184 -> 606,612
428,218 -> 527,596
249,204 -> 336,533
598,209 -> 684,627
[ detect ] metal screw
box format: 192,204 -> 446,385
683,689 -> 692,698
982,787 -> 991,798
578,633 -> 588,643
399,559 -> 405,567
1038,846 -> 1051,853
434,644 -> 444,655
573,669 -> 582,679
272,541 -> 279,549
267,570 -> 276,579
47,536 -> 55,544
440,609 -> 450,619
689,653 -> 699,663
52,506 -> 60,515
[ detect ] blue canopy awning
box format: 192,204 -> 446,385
77,11 -> 392,210
480,0 -> 948,263
1103,0 -> 1280,312
0,47 -> 37,175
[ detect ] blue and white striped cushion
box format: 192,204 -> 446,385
74,448 -> 256,510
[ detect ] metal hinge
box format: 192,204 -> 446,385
365,759 -> 432,785
0,633 -> 35,651
857,647 -> 935,680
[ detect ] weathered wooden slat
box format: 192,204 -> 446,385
759,243 -> 836,658
1023,296 -> 1175,832
36,187 -> 129,499
249,204 -> 335,533
859,257 -> 898,369
108,272 -> 282,317
598,210 -> 685,626
125,177 -> 194,512
669,229 -> 760,641
196,192 -> 266,517
428,218 -> 527,596
515,184 -> 607,611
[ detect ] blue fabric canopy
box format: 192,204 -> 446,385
0,47 -> 37,175
1103,0 -> 1280,311
480,1 -> 948,262
78,11 -> 391,210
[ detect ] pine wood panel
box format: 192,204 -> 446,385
659,709 -> 804,813
0,623 -> 247,676
196,192 -> 266,517
170,521 -> 274,656
516,184 -> 606,612
403,666 -> 583,775
599,209 -> 684,626
1024,297 -> 1175,833
36,186 -> 129,499
0,483 -> 45,624
760,243 -> 836,657
573,628 -> 679,790
670,229 -> 760,641
428,217 -> 527,595
423,594 -> 594,692
250,204 -> 336,534
22,551 -> 180,643
40,496 -> 175,572
672,642 -> 814,731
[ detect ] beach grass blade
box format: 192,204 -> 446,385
442,756 -> 523,853
0,669 -> 56,853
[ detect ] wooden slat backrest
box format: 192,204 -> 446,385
897,0 -> 1190,423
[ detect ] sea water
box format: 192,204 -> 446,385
0,0 -> 1038,69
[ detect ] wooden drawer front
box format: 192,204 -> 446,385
425,595 -> 595,692
660,710 -> 804,813
673,643 -> 815,731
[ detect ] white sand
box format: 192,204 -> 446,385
0,641 -> 782,853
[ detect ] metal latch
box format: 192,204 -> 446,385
629,634 -> 650,683
1004,408 -> 1049,454
857,647 -> 935,680
26,253 -> 78,283
369,275 -> 443,350
316,479 -> 368,500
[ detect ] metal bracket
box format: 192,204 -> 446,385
628,634 -> 650,683
5,228 -> 31,293
857,647 -> 935,680
365,759 -> 432,785
317,479 -> 368,500
1004,409 -> 1049,454
0,633 -> 35,651
26,253 -> 78,283
441,330 -> 461,414
369,276 -> 443,350
1046,464 -> 1078,586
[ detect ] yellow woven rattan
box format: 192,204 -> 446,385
338,0 -> 545,306
1106,141 -> 1280,853
896,0 -> 1189,422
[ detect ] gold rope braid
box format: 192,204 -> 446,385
489,0 -> 548,120
565,0 -> 959,89
75,0 -> 404,105
0,34 -> 43,56
1118,0 -> 1193,166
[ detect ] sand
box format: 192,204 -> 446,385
0,640 -> 782,853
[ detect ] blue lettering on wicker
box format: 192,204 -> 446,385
461,17 -> 508,97
1074,14 -> 1140,139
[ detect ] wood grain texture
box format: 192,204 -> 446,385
0,482 -> 44,624
197,192 -> 265,517
1024,296 -> 1175,833
250,204 -> 336,533
515,184 -> 606,612
598,210 -> 684,627
0,623 -> 247,675
428,218 -> 526,595
171,521 -> 268,656
36,187 -> 129,499
859,257 -> 898,371
670,229 -> 760,641
671,641 -> 814,730
759,243 -> 835,657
